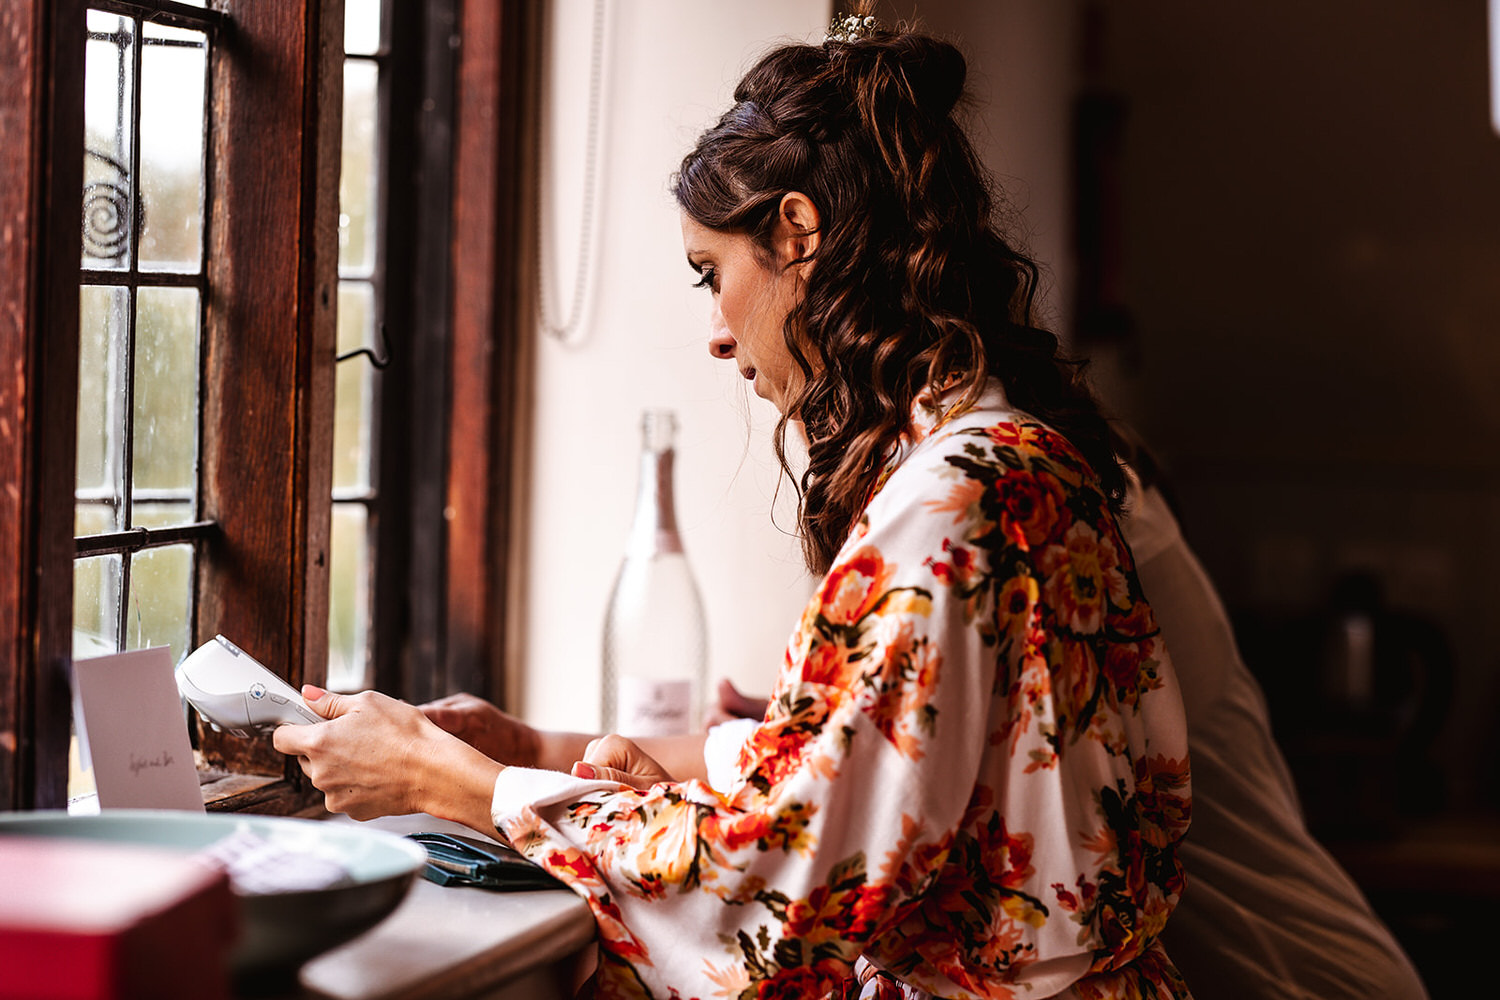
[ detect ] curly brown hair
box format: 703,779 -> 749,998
673,24 -> 1125,575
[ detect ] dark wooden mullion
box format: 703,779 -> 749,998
76,520 -> 217,558
0,0 -> 88,811
381,0 -> 451,703
190,0 -> 216,660
78,268 -> 204,288
445,0 -> 537,707
113,8 -> 147,650
195,0 -> 341,795
88,0 -> 226,36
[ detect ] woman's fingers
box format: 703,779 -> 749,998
570,733 -> 674,789
571,761 -> 654,789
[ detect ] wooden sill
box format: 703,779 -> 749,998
199,766 -> 323,816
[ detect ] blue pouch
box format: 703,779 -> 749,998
405,832 -> 566,891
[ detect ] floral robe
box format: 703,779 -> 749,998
493,384 -> 1193,999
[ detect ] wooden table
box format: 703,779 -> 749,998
287,815 -> 596,1000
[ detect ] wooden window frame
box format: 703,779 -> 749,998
1,0 -> 343,813
363,0 -> 537,710
440,0 -> 536,710
1,0 -> 536,814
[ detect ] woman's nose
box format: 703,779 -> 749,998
707,303 -> 735,359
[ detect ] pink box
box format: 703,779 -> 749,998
0,836 -> 237,1000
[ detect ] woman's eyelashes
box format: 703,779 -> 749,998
692,266 -> 718,293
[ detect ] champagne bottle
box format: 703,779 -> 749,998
601,409 -> 708,737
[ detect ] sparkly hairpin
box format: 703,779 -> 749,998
826,12 -> 884,43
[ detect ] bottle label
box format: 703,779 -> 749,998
616,677 -> 693,737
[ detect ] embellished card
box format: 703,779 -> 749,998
73,646 -> 204,812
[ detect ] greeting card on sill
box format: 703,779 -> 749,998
73,646 -> 204,812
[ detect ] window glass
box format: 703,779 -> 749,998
334,283 -> 375,491
83,12 -> 135,269
73,554 -> 122,658
76,285 -> 128,534
76,8 -> 210,667
344,0 -> 383,56
331,7 -> 385,691
327,504 -> 370,691
138,22 -> 206,272
70,554 -> 121,806
132,286 -> 200,504
124,542 -> 193,659
339,58 -> 379,274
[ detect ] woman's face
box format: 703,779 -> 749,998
680,209 -> 809,415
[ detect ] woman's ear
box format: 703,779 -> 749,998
774,191 -> 821,268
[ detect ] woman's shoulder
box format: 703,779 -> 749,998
856,400 -> 1115,564
914,397 -> 1101,498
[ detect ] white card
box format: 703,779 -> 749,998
73,646 -> 205,812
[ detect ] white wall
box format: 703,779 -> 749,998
518,1 -> 1079,731
519,1 -> 833,730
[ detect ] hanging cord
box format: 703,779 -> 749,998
536,0 -> 608,347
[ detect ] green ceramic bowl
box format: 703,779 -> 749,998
0,809 -> 425,988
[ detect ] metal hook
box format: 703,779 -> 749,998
336,322 -> 392,370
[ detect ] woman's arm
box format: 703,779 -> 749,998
270,688 -> 715,835
420,691 -> 711,782
273,686 -> 503,835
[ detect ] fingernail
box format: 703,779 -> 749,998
572,762 -> 596,779
303,684 -> 326,701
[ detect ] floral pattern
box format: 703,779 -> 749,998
494,385 -> 1192,999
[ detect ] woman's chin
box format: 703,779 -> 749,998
752,380 -> 785,414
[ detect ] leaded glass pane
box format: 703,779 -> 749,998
124,543 -> 193,661
345,0 -> 382,56
73,554 -> 121,656
76,284 -> 128,534
339,59 -> 380,273
327,504 -> 370,691
334,283 -> 375,491
132,286 -> 199,502
83,12 -> 136,269
138,22 -> 206,272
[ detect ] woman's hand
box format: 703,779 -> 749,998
571,734 -> 675,789
704,677 -> 769,728
274,686 -> 502,833
419,692 -> 541,766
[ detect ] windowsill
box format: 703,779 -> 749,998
68,772 -> 316,816
200,773 -> 321,814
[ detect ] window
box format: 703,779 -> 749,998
70,2 -> 219,803
2,0 -> 345,812
326,0 -> 540,710
1,0 -> 536,813
329,0 -> 388,692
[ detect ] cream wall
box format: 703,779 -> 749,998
518,1 -> 1079,731
519,1 -> 831,730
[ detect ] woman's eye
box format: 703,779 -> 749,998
692,268 -> 718,293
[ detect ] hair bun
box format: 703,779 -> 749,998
890,34 -> 966,121
825,31 -> 968,127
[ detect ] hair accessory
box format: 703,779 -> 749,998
826,12 -> 884,43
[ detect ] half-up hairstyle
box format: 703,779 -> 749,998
673,21 -> 1126,575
